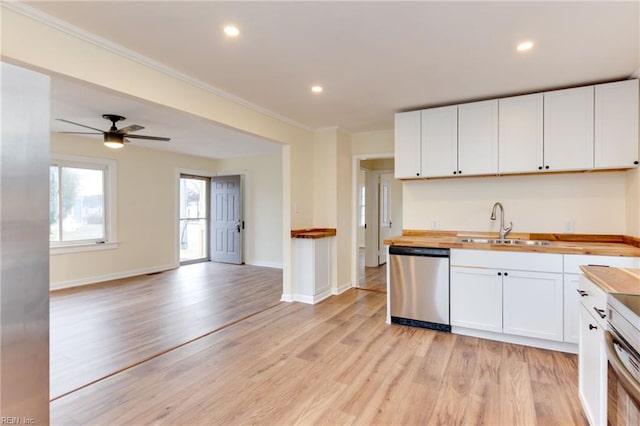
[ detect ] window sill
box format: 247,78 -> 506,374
50,241 -> 119,256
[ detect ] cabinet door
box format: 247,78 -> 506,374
451,266 -> 502,333
594,79 -> 639,169
394,111 -> 422,179
579,304 -> 607,426
421,106 -> 458,178
498,93 -> 544,174
458,100 -> 498,176
503,270 -> 563,341
544,86 -> 594,171
563,274 -> 580,344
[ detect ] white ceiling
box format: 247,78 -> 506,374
17,1 -> 640,156
51,76 -> 282,159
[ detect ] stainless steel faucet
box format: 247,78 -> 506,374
490,202 -> 513,240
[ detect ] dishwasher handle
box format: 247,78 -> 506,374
389,246 -> 450,258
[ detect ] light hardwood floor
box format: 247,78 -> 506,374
50,262 -> 283,399
51,262 -> 587,425
358,248 -> 386,293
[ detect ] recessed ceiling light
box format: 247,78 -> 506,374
224,25 -> 240,37
517,41 -> 534,52
311,85 -> 323,94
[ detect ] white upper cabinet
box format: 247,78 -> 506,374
421,105 -> 458,178
394,80 -> 638,180
498,93 -> 544,174
458,100 -> 498,176
544,86 -> 595,171
394,110 -> 422,179
594,79 -> 640,169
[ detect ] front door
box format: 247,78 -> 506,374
211,175 -> 242,264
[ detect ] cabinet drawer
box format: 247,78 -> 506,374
564,254 -> 638,274
578,274 -> 607,327
451,249 -> 562,272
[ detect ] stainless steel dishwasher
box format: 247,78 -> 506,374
389,246 -> 450,332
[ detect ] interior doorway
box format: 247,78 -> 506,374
355,157 -> 402,291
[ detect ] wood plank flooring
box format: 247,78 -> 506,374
358,248 -> 387,293
51,267 -> 588,425
50,262 -> 283,399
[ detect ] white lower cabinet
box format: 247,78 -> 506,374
578,274 -> 608,426
563,274 -> 580,344
451,265 -> 563,340
578,302 -> 607,426
450,267 -> 502,333
503,270 -> 564,341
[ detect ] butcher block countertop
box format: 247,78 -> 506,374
580,266 -> 640,295
291,228 -> 336,239
384,230 -> 640,257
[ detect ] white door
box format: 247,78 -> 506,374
457,99 -> 498,176
502,270 -> 564,341
378,173 -> 393,265
421,105 -> 458,178
394,111 -> 422,178
450,266 -> 503,333
594,79 -> 639,169
544,86 -> 594,171
211,175 -> 242,264
498,93 -> 544,174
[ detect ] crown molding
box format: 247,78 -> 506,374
2,1 -> 314,133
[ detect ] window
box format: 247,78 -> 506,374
359,184 -> 366,227
50,154 -> 117,253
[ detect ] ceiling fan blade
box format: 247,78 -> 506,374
59,132 -> 103,135
125,134 -> 170,141
117,124 -> 145,134
56,118 -> 105,133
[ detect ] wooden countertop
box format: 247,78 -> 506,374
384,230 -> 640,257
291,228 -> 337,239
580,266 -> 640,295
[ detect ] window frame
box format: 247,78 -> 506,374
50,153 -> 118,255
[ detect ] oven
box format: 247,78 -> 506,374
607,294 -> 640,425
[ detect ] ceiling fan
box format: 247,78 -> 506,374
57,114 -> 171,149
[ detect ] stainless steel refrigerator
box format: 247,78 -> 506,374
0,62 -> 50,423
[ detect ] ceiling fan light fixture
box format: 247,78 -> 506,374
104,133 -> 124,149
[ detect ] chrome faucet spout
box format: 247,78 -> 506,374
490,202 -> 512,240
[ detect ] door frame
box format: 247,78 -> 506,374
175,168 -> 215,266
178,173 -> 212,265
350,153 -> 394,289
175,169 -> 245,266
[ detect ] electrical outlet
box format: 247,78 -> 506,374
431,220 -> 441,230
563,219 -> 575,233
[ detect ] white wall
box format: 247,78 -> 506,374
336,128 -> 353,290
404,171 -> 627,234
217,152 -> 283,269
50,133 -> 219,288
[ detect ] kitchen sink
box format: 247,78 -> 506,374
459,238 -> 551,246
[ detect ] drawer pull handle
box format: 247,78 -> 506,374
577,289 -> 588,297
589,324 -> 598,330
594,307 -> 606,319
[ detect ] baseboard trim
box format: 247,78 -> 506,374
333,282 -> 352,295
246,260 -> 283,269
452,326 -> 578,354
280,293 -> 294,302
293,289 -> 333,305
50,263 -> 179,291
